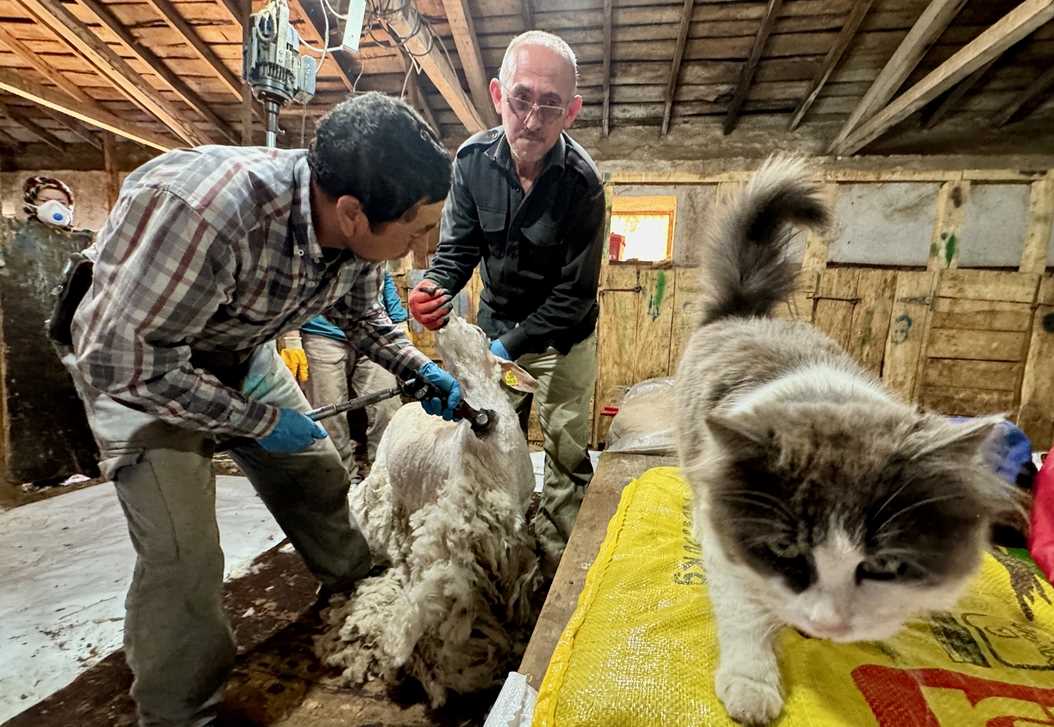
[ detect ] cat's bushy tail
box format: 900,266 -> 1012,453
698,155 -> 829,325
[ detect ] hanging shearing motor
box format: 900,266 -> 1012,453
243,0 -> 318,147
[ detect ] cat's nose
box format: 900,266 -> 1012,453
806,619 -> 851,639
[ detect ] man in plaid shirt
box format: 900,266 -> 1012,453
61,93 -> 460,726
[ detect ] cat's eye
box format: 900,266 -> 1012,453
767,539 -> 800,559
857,555 -> 915,582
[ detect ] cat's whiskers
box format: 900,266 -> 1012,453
876,494 -> 962,535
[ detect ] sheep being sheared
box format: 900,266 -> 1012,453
314,315 -> 543,707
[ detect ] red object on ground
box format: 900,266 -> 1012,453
1028,444 -> 1054,582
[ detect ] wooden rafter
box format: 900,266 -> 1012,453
443,0 -> 499,127
830,0 -> 968,152
0,67 -> 176,151
723,0 -> 782,135
396,48 -> 441,133
601,0 -> 612,136
837,0 -> 1054,155
75,0 -> 237,144
0,24 -> 94,105
922,58 -> 996,129
39,106 -> 102,149
286,0 -> 358,94
217,0 -> 243,27
661,0 -> 695,136
15,0 -> 206,145
0,102 -> 65,151
140,0 -> 243,100
993,64 -> 1054,126
0,125 -> 19,148
788,0 -> 874,131
385,5 -> 484,134
521,0 -> 534,31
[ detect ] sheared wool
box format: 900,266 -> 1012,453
314,316 -> 542,706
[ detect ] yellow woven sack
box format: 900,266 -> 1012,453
534,467 -> 1054,726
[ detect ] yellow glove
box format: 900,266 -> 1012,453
280,346 -> 310,383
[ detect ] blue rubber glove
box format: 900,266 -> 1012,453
258,408 -> 328,453
418,362 -> 462,421
489,338 -> 511,361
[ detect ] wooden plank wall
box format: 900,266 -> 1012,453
592,166 -> 1054,450
395,165 -> 1054,452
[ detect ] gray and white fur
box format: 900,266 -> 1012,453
675,156 -> 1020,725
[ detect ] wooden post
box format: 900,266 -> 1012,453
241,0 -> 254,145
601,0 -> 613,137
102,132 -> 119,208
927,179 -> 969,270
1020,176 -> 1053,273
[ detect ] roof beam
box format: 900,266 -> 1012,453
443,0 -> 499,127
788,0 -> 874,131
0,125 -> 19,148
829,0 -> 967,151
15,0 -> 206,145
922,58 -> 996,128
0,102 -> 66,151
0,66 -> 176,151
216,0 -> 241,26
39,106 -> 103,149
397,49 -> 441,133
286,0 -> 358,94
601,0 -> 612,136
140,0 -> 243,100
993,64 -> 1054,126
660,0 -> 695,136
75,0 -> 237,144
723,0 -> 782,135
0,24 -> 94,105
385,4 -> 484,134
836,0 -> 1054,155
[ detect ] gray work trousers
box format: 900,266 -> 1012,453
301,329 -> 404,477
61,344 -> 371,727
508,332 -> 597,571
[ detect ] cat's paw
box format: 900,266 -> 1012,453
715,668 -> 784,726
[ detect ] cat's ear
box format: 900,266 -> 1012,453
706,412 -> 769,453
907,414 -> 1003,462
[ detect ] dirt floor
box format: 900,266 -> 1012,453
3,541 -> 508,726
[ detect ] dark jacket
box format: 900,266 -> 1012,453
425,128 -> 605,359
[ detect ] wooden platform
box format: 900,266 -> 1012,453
518,451 -> 677,690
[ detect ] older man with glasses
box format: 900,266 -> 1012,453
407,30 -> 604,575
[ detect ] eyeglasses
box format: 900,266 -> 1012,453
502,86 -> 567,125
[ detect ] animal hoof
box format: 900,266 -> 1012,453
716,669 -> 783,725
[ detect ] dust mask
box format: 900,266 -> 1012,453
34,200 -> 74,228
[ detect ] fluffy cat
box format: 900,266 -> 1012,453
674,156 -> 1021,725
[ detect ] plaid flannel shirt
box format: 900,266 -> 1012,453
71,145 -> 431,439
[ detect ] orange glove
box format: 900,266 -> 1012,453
408,280 -> 452,330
